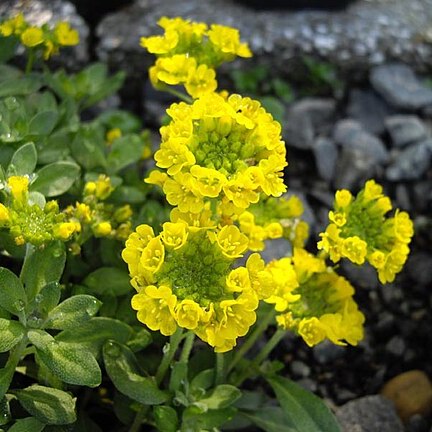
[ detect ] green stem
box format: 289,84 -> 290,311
227,308 -> 275,374
233,328 -> 286,387
215,353 -> 225,385
165,87 -> 193,103
25,49 -> 36,74
1,337 -> 28,400
130,328 -> 184,432
180,331 -> 195,363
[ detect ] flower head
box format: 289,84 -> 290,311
123,222 -> 271,352
318,180 -> 414,284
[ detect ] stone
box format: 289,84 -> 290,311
340,260 -> 378,290
313,137 -> 338,182
336,395 -> 404,432
386,139 -> 432,181
381,370 -> 432,422
385,336 -> 406,357
312,340 -> 345,365
0,0 -> 89,68
284,98 -> 336,150
96,0 -> 432,80
370,64 -> 432,110
333,119 -> 389,164
412,181 -> 432,212
406,252 -> 432,286
347,89 -> 393,135
333,146 -> 377,190
290,360 -> 311,378
385,115 -> 429,148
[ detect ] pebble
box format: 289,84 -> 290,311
312,340 -> 345,365
385,115 -> 429,148
347,88 -> 393,135
370,64 -> 432,110
336,395 -> 404,432
290,360 -> 311,378
406,253 -> 432,286
313,137 -> 338,182
386,139 -> 432,181
385,336 -> 406,357
381,370 -> 432,422
333,119 -> 389,164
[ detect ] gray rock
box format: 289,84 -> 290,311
290,360 -> 311,378
395,183 -> 412,210
96,0 -> 432,80
385,336 -> 406,357
385,115 -> 429,148
285,98 -> 336,150
347,89 -> 393,135
312,340 -> 345,365
260,238 -> 292,262
412,180 -> 432,212
333,119 -> 389,164
305,139 -> 338,183
370,64 -> 432,110
340,260 -> 379,290
386,139 -> 432,181
407,253 -> 432,286
0,0 -> 89,68
336,395 -> 404,432
333,146 -> 377,190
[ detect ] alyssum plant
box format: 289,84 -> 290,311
0,14 -> 413,432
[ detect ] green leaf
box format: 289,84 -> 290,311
182,406 -> 237,430
190,369 -> 215,395
126,327 -> 152,352
8,417 -> 45,432
0,363 -> 15,401
0,36 -> 19,63
20,242 -> 66,302
29,330 -> 101,387
30,161 -> 80,197
0,75 -> 42,97
267,376 -> 341,432
15,385 -> 76,425
195,385 -> 241,411
56,317 -> 132,357
7,142 -> 37,176
0,318 -> 25,352
45,295 -> 101,330
30,282 -> 61,317
242,407 -> 296,432
154,406 -> 178,432
83,267 -> 131,296
103,340 -> 168,405
106,135 -> 144,173
28,111 -> 59,136
0,267 -> 27,316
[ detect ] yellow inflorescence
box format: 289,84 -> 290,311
0,13 -> 79,59
141,16 -> 251,99
269,248 -> 365,347
146,92 -> 287,215
122,221 -> 274,352
318,180 -> 414,284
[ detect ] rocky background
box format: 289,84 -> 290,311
2,1 -> 432,431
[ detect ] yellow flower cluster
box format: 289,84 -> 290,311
141,17 -> 251,98
64,175 -> 133,252
146,92 -> 287,215
318,180 -> 414,284
238,195 -> 309,251
122,222 -> 273,352
268,248 -> 365,347
0,176 -> 80,246
0,13 -> 79,59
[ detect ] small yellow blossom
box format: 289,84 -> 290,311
53,22 -> 79,46
0,203 -> 10,223
93,221 -> 112,237
20,27 -> 44,47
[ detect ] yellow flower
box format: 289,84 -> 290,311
335,189 -> 352,208
0,14 -> 26,37
329,210 -> 346,227
21,27 -> 44,47
8,176 -> 29,202
190,165 -> 227,198
298,317 -> 326,347
54,22 -> 79,46
341,236 -> 367,265
163,174 -> 204,213
215,225 -> 249,258
185,63 -> 217,98
140,28 -> 179,54
160,221 -> 188,249
0,203 -> 10,223
208,24 -> 252,58
106,128 -> 122,144
93,221 -> 112,237
53,222 -> 79,240
132,285 -> 177,336
123,222 -> 266,351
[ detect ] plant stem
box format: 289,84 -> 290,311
1,337 -> 28,400
166,87 -> 193,103
155,327 -> 184,386
180,331 -> 195,363
233,328 -> 286,387
130,328 -> 184,432
215,353 -> 225,385
227,308 -> 275,374
25,49 -> 35,74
